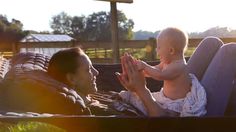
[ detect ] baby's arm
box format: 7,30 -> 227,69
136,60 -> 162,78
144,62 -> 185,80
155,62 -> 164,70
136,60 -> 155,77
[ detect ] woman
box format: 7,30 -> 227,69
0,47 -> 99,115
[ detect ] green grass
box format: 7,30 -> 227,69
85,47 -> 196,60
85,48 -> 147,59
0,121 -> 66,132
185,47 -> 196,57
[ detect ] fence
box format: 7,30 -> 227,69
7,37 -> 236,63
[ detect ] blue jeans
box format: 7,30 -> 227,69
202,43 -> 236,116
187,37 -> 223,81
187,37 -> 236,116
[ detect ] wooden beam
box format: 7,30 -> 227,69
111,2 -> 119,63
96,0 -> 133,3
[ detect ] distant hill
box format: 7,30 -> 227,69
189,27 -> 236,38
133,26 -> 236,40
133,30 -> 160,40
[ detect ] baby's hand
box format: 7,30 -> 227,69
136,60 -> 147,71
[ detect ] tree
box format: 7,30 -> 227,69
116,11 -> 134,40
0,15 -> 25,44
84,11 -> 111,41
71,16 -> 86,40
50,11 -> 134,41
50,12 -> 72,34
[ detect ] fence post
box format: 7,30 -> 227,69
146,38 -> 156,61
151,38 -> 157,61
71,40 -> 77,48
12,42 -> 19,55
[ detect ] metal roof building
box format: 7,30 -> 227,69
20,34 -> 75,56
20,34 -> 74,42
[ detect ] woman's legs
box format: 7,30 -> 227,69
202,43 -> 236,116
187,37 -> 223,81
225,79 -> 236,115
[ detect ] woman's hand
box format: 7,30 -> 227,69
116,54 -> 130,90
116,53 -> 146,93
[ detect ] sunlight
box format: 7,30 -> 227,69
1,0 -> 236,32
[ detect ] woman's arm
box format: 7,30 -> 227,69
117,54 -> 178,116
135,87 -> 165,116
136,87 -> 179,117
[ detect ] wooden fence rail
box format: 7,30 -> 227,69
8,37 -> 236,63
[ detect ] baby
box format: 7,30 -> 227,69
119,27 -> 207,116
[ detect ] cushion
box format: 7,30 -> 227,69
0,58 -> 10,81
0,70 -> 90,115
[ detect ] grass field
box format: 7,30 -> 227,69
0,47 -> 196,63
0,121 -> 65,132
85,47 -> 196,60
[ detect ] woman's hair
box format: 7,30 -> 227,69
47,47 -> 85,85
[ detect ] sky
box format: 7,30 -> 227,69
1,0 -> 236,33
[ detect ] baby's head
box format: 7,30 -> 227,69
157,27 -> 188,58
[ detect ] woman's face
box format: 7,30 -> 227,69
70,54 -> 99,95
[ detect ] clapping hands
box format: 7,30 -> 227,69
116,53 -> 146,93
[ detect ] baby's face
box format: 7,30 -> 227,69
156,37 -> 172,64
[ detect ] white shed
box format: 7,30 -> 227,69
20,34 -> 75,56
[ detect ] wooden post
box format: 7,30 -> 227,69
71,40 -> 77,48
110,2 -> 119,63
95,48 -> 97,58
105,48 -> 107,58
12,43 -> 18,55
96,0 -> 133,63
151,38 -> 157,61
146,38 -> 156,61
